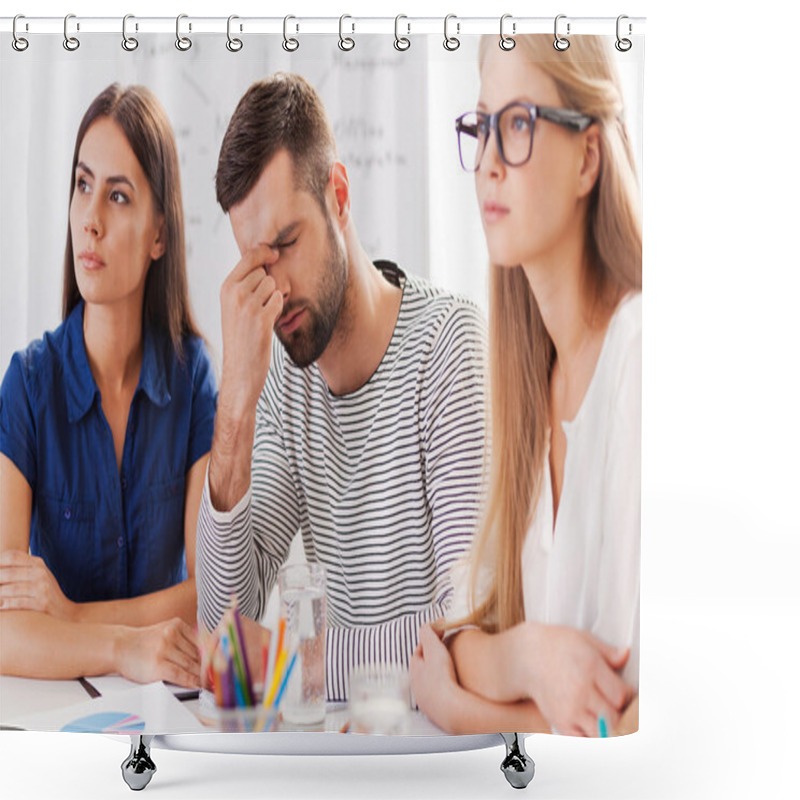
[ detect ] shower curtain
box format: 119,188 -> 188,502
0,18 -> 645,746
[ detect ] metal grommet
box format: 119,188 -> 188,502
12,14 -> 29,52
499,13 -> 515,51
122,14 -> 139,51
226,15 -> 243,52
554,14 -> 570,51
283,15 -> 299,51
443,14 -> 460,51
394,14 -> 410,51
615,15 -> 632,52
63,14 -> 80,51
175,14 -> 192,51
338,15 -> 355,51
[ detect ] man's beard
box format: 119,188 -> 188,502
276,218 -> 348,369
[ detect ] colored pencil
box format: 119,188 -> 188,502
275,617 -> 286,663
262,621 -> 280,708
225,661 -> 236,710
212,651 -> 225,707
272,650 -> 298,710
264,648 -> 287,708
215,651 -> 232,709
260,644 -> 268,702
225,616 -> 252,706
220,629 -> 245,708
231,602 -> 254,700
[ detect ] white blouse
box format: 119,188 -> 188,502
448,293 -> 641,689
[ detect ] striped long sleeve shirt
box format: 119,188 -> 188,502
197,262 -> 487,701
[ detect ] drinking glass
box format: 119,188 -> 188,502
278,562 -> 327,726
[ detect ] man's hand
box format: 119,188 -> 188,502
210,245 -> 285,511
219,244 -> 284,419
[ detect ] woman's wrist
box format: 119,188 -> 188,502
439,678 -> 471,735
66,598 -> 82,624
109,624 -> 131,675
499,621 -> 540,701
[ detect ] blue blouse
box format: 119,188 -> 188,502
0,301 -> 217,603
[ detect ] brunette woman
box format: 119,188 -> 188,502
0,84 -> 216,686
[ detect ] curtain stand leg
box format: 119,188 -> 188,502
500,732 -> 535,789
121,734 -> 156,791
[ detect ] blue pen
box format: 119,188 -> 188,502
598,715 -> 608,738
271,651 -> 299,710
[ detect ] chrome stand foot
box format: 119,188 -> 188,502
121,735 -> 156,791
500,733 -> 535,789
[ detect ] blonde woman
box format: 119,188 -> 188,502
411,35 -> 642,737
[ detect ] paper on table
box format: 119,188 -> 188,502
83,674 -> 199,700
11,681 -> 207,734
0,676 -> 90,727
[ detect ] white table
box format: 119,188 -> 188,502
0,674 -> 532,789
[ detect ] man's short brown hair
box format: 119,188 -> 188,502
215,72 -> 336,213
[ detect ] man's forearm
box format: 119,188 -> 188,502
207,398 -> 256,512
196,485 -> 263,631
326,605 -> 443,701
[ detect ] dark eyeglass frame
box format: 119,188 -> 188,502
454,101 -> 595,172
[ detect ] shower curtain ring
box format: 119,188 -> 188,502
499,14 -> 515,51
554,14 -> 570,51
63,14 -> 80,51
283,15 -> 299,51
176,14 -> 192,51
122,14 -> 139,51
12,14 -> 29,51
615,15 -> 633,51
394,15 -> 410,51
338,15 -> 355,51
226,15 -> 243,51
443,14 -> 460,51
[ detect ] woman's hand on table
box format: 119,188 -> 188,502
0,550 -> 77,621
409,623 -> 462,731
512,622 -> 634,737
114,618 -> 201,688
613,693 -> 639,736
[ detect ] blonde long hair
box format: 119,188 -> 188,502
463,35 -> 643,633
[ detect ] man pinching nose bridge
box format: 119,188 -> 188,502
196,72 -> 488,702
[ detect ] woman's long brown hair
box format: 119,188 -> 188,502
63,83 -> 200,355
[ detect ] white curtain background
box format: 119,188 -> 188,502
0,32 -> 642,374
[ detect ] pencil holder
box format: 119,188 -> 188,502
197,688 -> 279,733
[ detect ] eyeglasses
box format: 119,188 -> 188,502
455,102 -> 594,172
